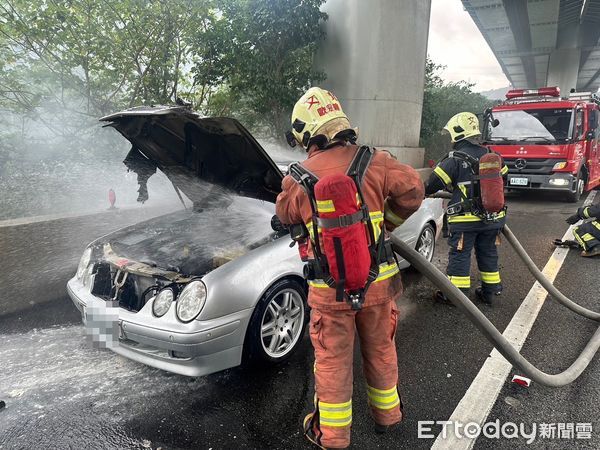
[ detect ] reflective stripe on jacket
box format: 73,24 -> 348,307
425,140 -> 507,227
275,143 -> 424,309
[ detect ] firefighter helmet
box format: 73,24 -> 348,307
443,112 -> 481,143
289,87 -> 353,149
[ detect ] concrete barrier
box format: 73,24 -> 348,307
0,206 -> 177,318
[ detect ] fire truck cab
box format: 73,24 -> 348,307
483,87 -> 600,202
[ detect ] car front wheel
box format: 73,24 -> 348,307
416,223 -> 436,263
244,278 -> 308,364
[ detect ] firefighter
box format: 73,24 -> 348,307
276,87 -> 424,449
566,204 -> 600,257
425,112 -> 509,305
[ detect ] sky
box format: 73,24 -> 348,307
427,0 -> 509,92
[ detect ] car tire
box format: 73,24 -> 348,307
415,223 -> 436,263
565,172 -> 584,203
243,278 -> 308,365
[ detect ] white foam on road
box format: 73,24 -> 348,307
432,190 -> 597,450
0,325 -> 208,448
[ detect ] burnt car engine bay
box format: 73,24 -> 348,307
84,196 -> 276,313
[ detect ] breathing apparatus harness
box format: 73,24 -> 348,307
288,146 -> 395,310
442,149 -> 507,223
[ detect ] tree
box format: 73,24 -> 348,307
0,0 -> 212,127
204,0 -> 327,137
419,58 -> 496,160
0,0 -> 327,146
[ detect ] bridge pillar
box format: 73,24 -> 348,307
315,0 -> 431,167
547,49 -> 581,96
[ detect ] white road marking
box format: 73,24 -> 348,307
431,190 -> 597,450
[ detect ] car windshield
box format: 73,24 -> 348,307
487,108 -> 573,143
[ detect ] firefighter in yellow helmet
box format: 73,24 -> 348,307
425,112 -> 509,305
285,87 -> 358,150
562,203 -> 600,257
277,87 -> 424,448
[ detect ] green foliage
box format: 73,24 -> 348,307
0,0 -> 327,145
420,58 -> 496,161
197,0 -> 327,137
0,0 -> 211,120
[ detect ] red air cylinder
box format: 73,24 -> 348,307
314,173 -> 371,290
479,152 -> 505,213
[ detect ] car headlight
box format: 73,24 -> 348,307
552,161 -> 567,170
76,247 -> 92,279
152,288 -> 174,317
176,281 -> 207,322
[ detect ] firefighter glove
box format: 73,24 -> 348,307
566,213 -> 581,225
271,214 -> 286,232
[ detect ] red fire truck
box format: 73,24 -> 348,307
483,87 -> 600,202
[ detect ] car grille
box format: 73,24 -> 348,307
504,158 -> 559,175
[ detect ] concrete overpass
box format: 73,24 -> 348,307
316,0 -> 431,167
462,0 -> 600,94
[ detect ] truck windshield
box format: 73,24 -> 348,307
487,108 -> 573,143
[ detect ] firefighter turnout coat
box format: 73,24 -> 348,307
425,140 -> 509,296
275,142 -> 423,449
276,143 -> 424,310
573,203 -> 600,251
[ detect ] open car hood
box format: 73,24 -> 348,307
100,106 -> 283,203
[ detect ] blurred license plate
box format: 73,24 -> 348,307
509,177 -> 528,186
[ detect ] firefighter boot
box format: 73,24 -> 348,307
303,412 -> 332,450
374,397 -> 404,434
475,287 -> 494,305
581,246 -> 600,257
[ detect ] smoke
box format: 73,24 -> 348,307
395,289 -> 419,322
258,138 -> 307,165
0,107 -> 306,222
1,110 -> 189,221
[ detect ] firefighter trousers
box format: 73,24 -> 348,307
573,220 -> 600,251
447,227 -> 502,296
304,300 -> 402,448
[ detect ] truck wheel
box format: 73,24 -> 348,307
565,173 -> 584,203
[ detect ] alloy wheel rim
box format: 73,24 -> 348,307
260,289 -> 304,358
417,227 -> 435,261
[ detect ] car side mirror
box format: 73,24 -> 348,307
586,131 -> 595,140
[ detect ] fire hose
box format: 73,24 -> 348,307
389,216 -> 600,387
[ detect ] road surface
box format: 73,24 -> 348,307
1,191 -> 599,449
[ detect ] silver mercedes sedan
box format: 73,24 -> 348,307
67,106 -> 443,377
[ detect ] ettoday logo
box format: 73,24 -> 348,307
418,420 -> 593,444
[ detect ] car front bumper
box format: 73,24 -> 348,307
67,277 -> 253,377
506,173 -> 576,191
